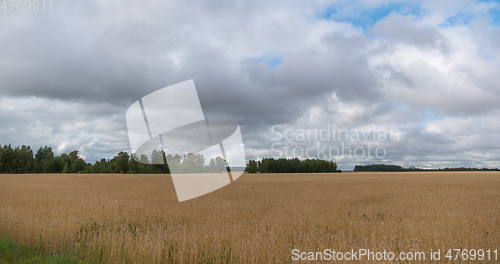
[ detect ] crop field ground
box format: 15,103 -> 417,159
0,172 -> 499,263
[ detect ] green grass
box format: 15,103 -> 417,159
0,237 -> 91,264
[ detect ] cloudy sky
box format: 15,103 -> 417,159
1,0 -> 500,170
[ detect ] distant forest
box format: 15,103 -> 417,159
354,164 -> 500,172
2,145 -> 496,174
245,158 -> 340,173
0,145 -> 340,174
0,145 -> 169,174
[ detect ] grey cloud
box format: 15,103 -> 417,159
0,97 -> 127,161
373,13 -> 448,50
0,0 -> 376,129
380,61 -> 500,115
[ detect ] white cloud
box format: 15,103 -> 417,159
0,96 -> 128,161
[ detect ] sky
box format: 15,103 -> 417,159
1,0 -> 500,170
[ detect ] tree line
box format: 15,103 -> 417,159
0,145 -> 341,174
354,164 -> 500,172
354,164 -> 405,172
4,145 -> 497,174
245,157 -> 340,173
0,145 -> 228,174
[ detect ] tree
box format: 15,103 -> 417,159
128,154 -> 139,174
34,146 -> 55,173
246,160 -> 258,173
111,152 -> 130,174
0,145 -> 15,173
68,151 -> 86,173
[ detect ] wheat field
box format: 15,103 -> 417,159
0,172 -> 499,263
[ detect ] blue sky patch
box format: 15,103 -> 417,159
320,1 -> 422,29
441,13 -> 475,27
440,7 -> 500,27
255,55 -> 283,69
421,108 -> 446,121
242,54 -> 283,69
490,8 -> 500,25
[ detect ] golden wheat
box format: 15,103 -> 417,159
0,172 -> 499,263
